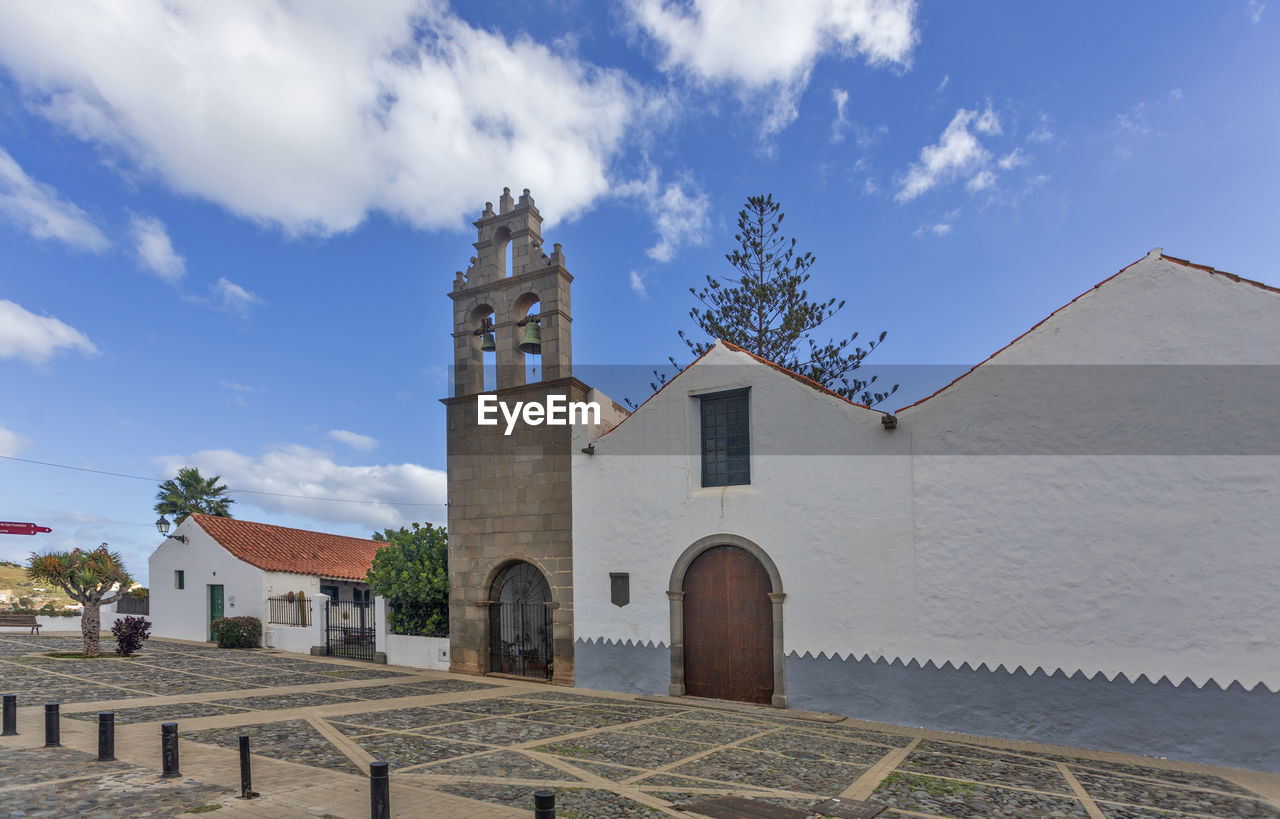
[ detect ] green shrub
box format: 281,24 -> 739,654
7,608 -> 79,617
210,616 -> 262,648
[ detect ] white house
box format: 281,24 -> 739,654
149,514 -> 378,644
570,250 -> 1280,772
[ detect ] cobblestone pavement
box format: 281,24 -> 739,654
1,635 -> 1279,817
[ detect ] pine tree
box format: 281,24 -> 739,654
663,194 -> 897,406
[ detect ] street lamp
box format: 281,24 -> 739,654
155,516 -> 188,544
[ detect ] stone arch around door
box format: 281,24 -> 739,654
668,534 -> 787,707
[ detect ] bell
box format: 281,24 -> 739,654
518,320 -> 542,355
480,331 -> 496,352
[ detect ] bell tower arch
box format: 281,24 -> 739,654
450,187 -> 572,395
444,187 -> 581,685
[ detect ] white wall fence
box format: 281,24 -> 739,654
263,593 -> 328,655
0,602 -> 153,636
262,594 -> 449,671
374,597 -> 450,670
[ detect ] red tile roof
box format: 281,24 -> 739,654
190,514 -> 382,581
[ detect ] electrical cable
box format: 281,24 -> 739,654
0,455 -> 446,508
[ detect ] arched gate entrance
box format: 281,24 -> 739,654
488,561 -> 553,679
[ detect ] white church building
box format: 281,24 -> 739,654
567,249 -> 1280,772
438,190 -> 1278,772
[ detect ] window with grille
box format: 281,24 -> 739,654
699,388 -> 750,487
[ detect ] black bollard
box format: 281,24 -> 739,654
160,721 -> 180,778
369,760 -> 389,819
238,733 -> 258,798
43,703 -> 59,747
97,711 -> 115,761
1,694 -> 16,736
534,789 -> 556,819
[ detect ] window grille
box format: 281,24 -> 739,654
699,388 -> 750,487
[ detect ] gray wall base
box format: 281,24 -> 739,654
786,652 -> 1280,773
575,637 -> 669,696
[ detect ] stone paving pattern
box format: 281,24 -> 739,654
1,634 -> 1278,817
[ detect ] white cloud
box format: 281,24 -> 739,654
130,215 -> 185,281
913,209 -> 958,238
0,2 -> 643,235
156,445 -> 446,530
0,424 -> 29,457
0,145 -> 108,251
1027,113 -> 1054,143
1116,102 -> 1151,136
620,169 -> 711,263
328,429 -> 378,452
895,105 -> 1001,203
629,270 -> 648,299
0,300 -> 98,365
997,148 -> 1027,170
1248,0 -> 1266,23
913,222 -> 953,238
211,277 -> 263,318
219,380 -> 257,393
831,88 -> 850,143
935,74 -> 950,93
627,0 -> 916,135
965,170 -> 995,192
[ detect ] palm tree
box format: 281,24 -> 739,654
27,545 -> 132,657
154,466 -> 235,524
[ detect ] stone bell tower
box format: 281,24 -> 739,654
443,187 -> 583,685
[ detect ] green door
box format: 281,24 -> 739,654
209,584 -> 225,641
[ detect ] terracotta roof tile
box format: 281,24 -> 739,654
190,514 -> 381,581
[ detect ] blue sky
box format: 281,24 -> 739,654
1,1 -> 1277,585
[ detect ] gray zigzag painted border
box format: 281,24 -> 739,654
576,636 -> 668,650
785,650 -> 1278,694
575,638 -> 1277,694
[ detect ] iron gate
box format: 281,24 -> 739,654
326,600 -> 376,661
489,602 -> 553,679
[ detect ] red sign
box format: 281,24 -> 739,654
0,522 -> 52,535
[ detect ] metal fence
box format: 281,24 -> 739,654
489,602 -> 553,679
115,594 -> 149,615
326,600 -> 375,661
267,595 -> 310,626
387,601 -> 449,637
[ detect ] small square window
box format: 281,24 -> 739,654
610,573 -> 630,607
175,570 -> 184,590
699,388 -> 750,487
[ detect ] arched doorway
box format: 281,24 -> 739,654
489,561 -> 553,679
669,534 -> 786,707
683,545 -> 774,704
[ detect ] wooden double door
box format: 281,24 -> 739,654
683,545 -> 773,704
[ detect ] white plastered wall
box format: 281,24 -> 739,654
573,253 -> 1280,692
572,342 -> 916,655
147,516 -> 268,642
